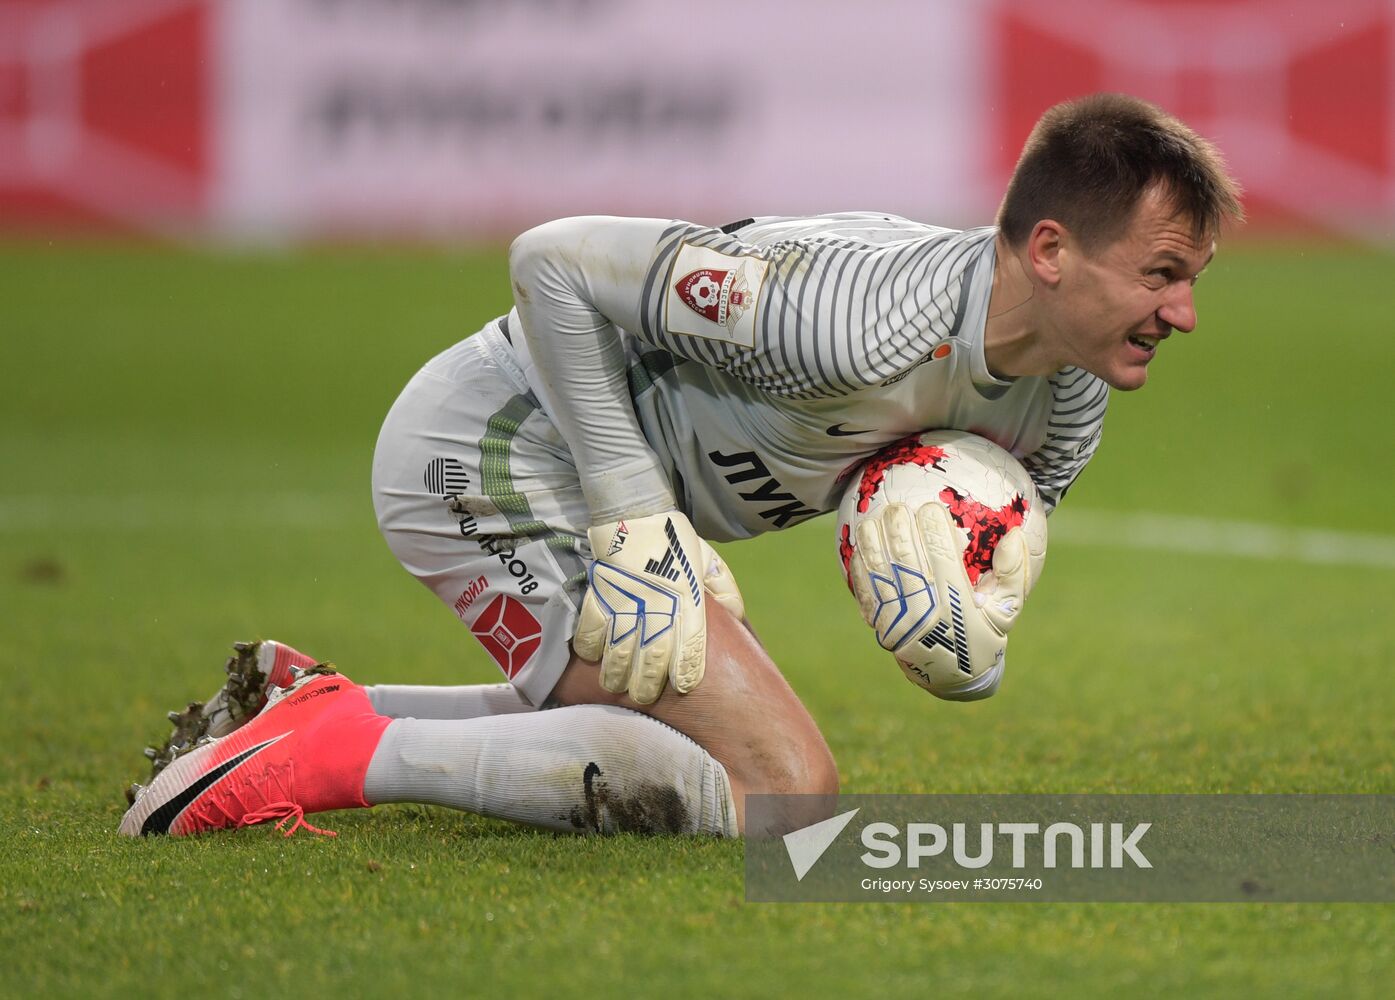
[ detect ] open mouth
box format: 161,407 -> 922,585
1127,333 -> 1159,356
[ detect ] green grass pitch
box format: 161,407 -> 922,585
2,240 -> 1393,997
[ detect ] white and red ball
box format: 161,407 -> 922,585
836,430 -> 1049,686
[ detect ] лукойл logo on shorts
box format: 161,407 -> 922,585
469,594 -> 542,678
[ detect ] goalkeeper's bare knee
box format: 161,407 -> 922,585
552,598 -> 838,835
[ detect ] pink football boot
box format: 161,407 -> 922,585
127,639 -> 320,804
119,665 -> 390,838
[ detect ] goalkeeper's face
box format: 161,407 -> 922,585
1051,187 -> 1216,391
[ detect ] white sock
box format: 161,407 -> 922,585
362,705 -> 738,836
364,682 -> 535,720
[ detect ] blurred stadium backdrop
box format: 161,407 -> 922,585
2,0 -> 1393,241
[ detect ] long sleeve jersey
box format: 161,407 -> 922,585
504,213 -> 1107,542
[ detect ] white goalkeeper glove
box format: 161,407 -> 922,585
575,511 -> 708,704
848,502 -> 1031,701
697,538 -> 745,624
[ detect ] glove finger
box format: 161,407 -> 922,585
599,628 -> 639,696
699,539 -> 746,622
914,502 -> 978,622
707,588 -> 745,622
909,502 -> 1013,684
698,538 -> 724,580
597,585 -> 644,694
628,631 -> 673,705
672,627 -> 706,694
1025,517 -> 1048,592
599,671 -> 629,696
847,548 -> 878,627
881,504 -> 922,572
573,585 -> 609,663
855,514 -> 891,579
914,502 -> 972,586
980,527 -> 1029,634
992,525 -> 1027,584
855,512 -> 930,652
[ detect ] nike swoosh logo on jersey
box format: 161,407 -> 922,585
826,423 -> 874,437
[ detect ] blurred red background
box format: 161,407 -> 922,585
2,0 -> 1390,240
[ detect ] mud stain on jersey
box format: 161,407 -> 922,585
567,761 -> 690,834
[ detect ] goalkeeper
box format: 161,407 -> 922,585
120,94 -> 1241,840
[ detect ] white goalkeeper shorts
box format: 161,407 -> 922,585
371,318 -> 591,706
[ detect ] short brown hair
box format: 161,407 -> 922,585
996,93 -> 1243,250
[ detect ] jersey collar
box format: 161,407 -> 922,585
955,231 -> 1015,400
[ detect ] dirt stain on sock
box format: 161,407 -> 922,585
568,761 -> 690,835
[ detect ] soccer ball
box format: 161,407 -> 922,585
836,430 -> 1048,694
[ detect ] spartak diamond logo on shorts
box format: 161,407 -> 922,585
469,594 -> 542,679
675,267 -> 754,333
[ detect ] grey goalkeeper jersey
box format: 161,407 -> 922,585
506,213 -> 1107,543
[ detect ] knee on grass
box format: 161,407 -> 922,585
727,726 -> 840,839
